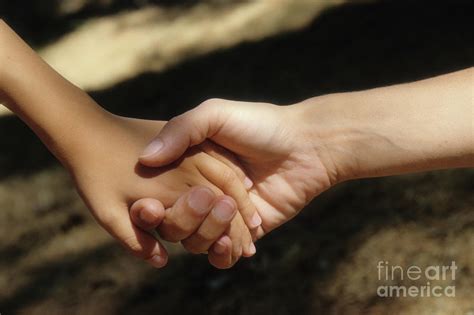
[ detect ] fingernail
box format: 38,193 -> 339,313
213,240 -> 227,255
139,206 -> 157,224
141,138 -> 164,157
188,187 -> 214,214
148,255 -> 166,268
248,243 -> 256,256
250,212 -> 262,227
244,177 -> 253,189
213,200 -> 235,221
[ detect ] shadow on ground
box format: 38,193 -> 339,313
0,1 -> 473,314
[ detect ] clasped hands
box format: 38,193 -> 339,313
0,20 -> 330,270
2,20 -> 470,271
79,99 -> 332,270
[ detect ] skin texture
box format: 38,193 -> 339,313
0,19 -> 258,268
139,68 -> 474,253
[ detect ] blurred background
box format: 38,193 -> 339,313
0,0 -> 473,314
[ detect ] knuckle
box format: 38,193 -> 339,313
241,197 -> 255,215
187,203 -> 210,219
220,168 -> 239,190
199,98 -> 223,110
159,222 -> 186,242
167,115 -> 186,128
182,239 -> 206,254
194,230 -> 215,243
178,222 -> 198,237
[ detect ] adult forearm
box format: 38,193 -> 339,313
297,68 -> 474,183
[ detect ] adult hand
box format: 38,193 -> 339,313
139,99 -> 335,240
130,187 -> 250,269
139,69 -> 474,246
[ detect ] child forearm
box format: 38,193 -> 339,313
0,20 -> 112,162
0,20 -> 167,170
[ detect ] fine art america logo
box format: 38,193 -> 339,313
377,260 -> 457,298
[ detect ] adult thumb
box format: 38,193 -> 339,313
139,100 -> 224,167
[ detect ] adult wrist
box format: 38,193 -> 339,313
291,92 -> 377,185
293,70 -> 474,186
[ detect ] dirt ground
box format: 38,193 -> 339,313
0,1 -> 473,314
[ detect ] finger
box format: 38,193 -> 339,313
242,242 -> 257,258
96,205 -> 168,268
181,196 -> 237,254
197,154 -> 262,230
249,191 -> 269,241
130,198 -> 165,231
208,235 -> 234,269
200,141 -> 253,190
226,212 -> 253,261
139,99 -> 225,167
158,186 -> 215,242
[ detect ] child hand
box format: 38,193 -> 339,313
0,20 -> 259,269
68,115 -> 259,268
